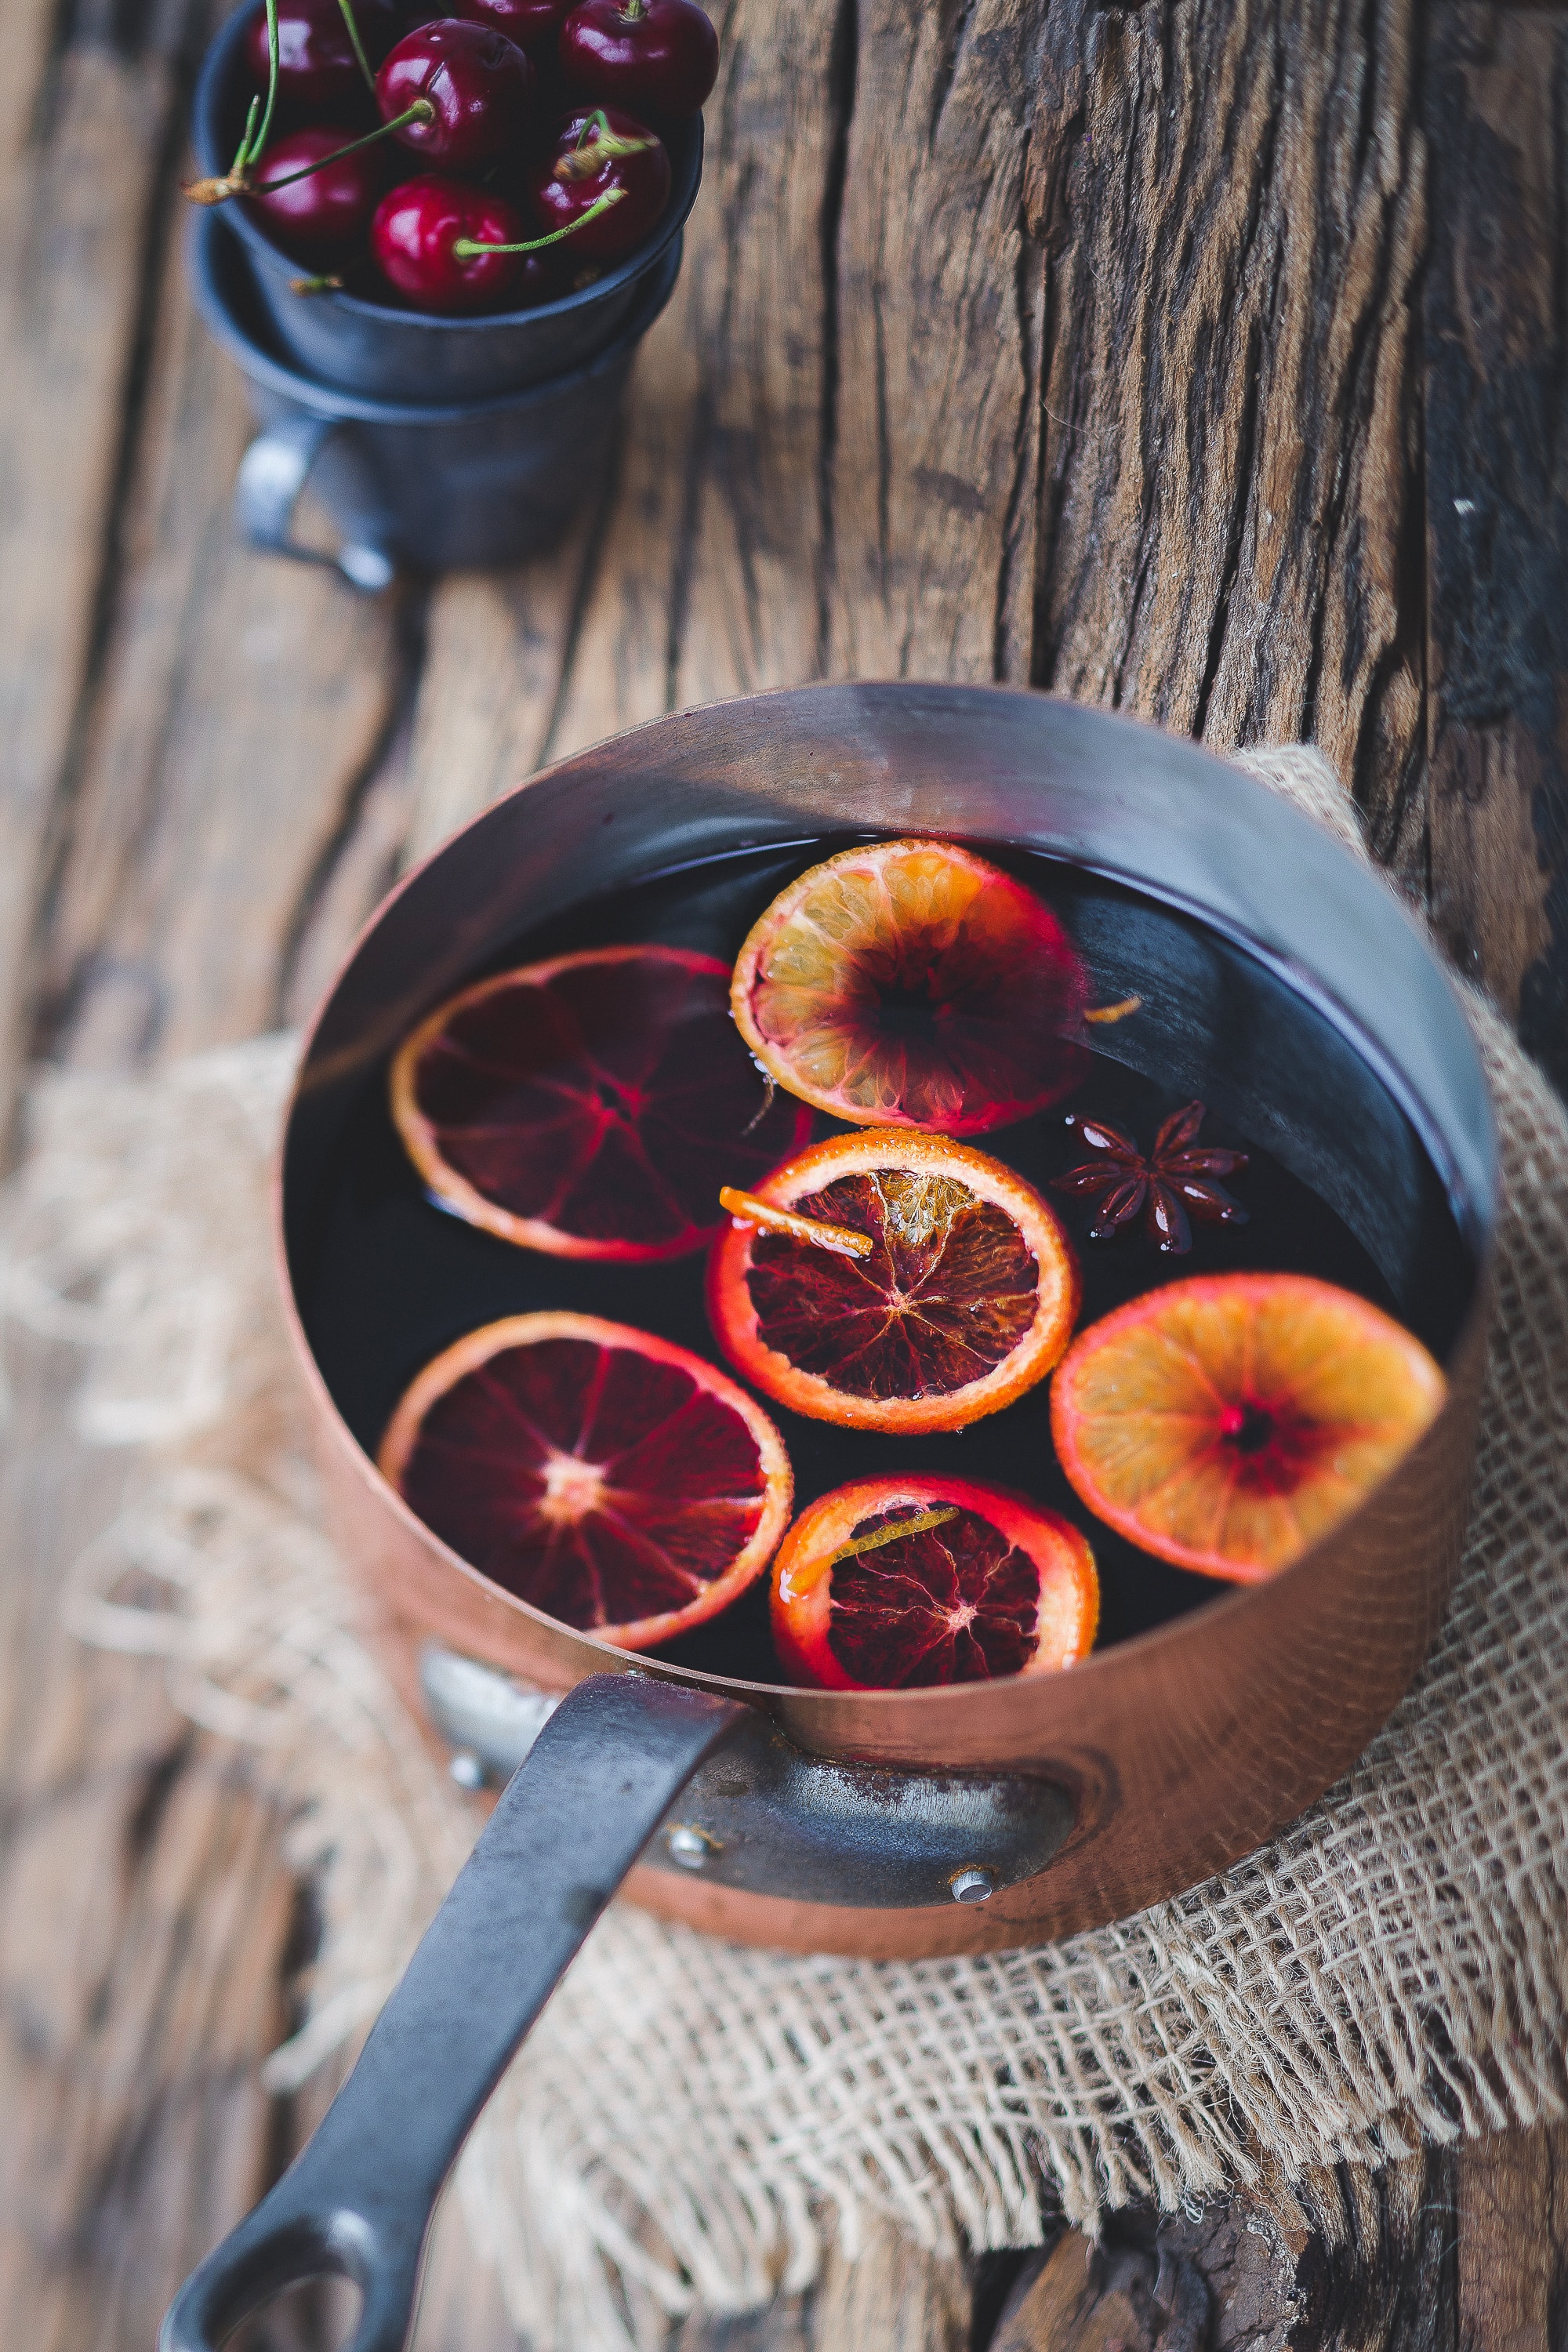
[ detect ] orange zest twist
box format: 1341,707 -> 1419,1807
827,1505 -> 957,1567
1084,995 -> 1142,1025
718,1186 -> 874,1258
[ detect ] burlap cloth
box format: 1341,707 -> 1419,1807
9,748 -> 1566,2349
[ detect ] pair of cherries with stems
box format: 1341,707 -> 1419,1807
187,0 -> 697,312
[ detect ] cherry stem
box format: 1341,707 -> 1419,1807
829,1508 -> 959,1568
232,0 -> 280,172
452,186 -> 626,256
187,100 -> 434,204
555,110 -> 657,178
336,0 -> 379,96
717,1185 -> 874,1260
232,93 -> 260,176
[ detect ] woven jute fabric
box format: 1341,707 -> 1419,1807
9,748 -> 1566,2350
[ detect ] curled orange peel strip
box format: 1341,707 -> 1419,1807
717,1186 -> 874,1259
827,1505 -> 958,1566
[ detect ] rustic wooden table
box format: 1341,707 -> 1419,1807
2,0 -> 1565,2345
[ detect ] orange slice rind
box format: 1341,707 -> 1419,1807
770,1475 -> 1099,1690
706,1128 -> 1081,1432
730,837 -> 1088,1134
1050,1272 -> 1446,1582
390,945 -> 810,1261
379,1309 -> 793,1649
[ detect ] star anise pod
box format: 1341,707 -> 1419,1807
1051,1101 -> 1248,1254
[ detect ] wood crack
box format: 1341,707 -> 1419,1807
996,136 -> 1044,681
16,33 -> 189,1098
815,0 -> 857,674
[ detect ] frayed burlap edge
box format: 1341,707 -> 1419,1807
9,747 -> 1564,2351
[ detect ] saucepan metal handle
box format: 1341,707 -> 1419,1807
235,414 -> 397,593
159,1672 -> 748,2352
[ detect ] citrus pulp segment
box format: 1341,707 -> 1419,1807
729,837 -> 1088,1134
390,945 -> 811,1259
378,1311 -> 793,1648
770,1475 -> 1099,1690
1050,1272 -> 1446,1582
707,1129 -> 1080,1432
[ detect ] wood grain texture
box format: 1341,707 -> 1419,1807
1423,4 -> 1568,1094
3,0 -> 1567,2338
0,2 -> 190,1128
1030,0 -> 1428,880
31,230 -> 404,1071
1454,2127 -> 1568,2352
409,0 -> 842,820
0,1309 -> 298,2352
824,0 -> 1044,683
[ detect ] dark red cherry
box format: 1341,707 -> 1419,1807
558,0 -> 715,118
452,0 -> 572,59
376,19 -> 535,168
245,0 -> 402,111
245,124 -> 389,261
530,105 -> 668,258
371,172 -> 552,310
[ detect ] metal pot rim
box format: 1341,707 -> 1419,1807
276,681 -> 1497,1733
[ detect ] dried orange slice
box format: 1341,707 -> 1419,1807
730,837 -> 1088,1133
706,1130 -> 1080,1432
771,1475 -> 1098,1690
390,946 -> 810,1261
1051,1273 -> 1446,1583
379,1311 -> 793,1648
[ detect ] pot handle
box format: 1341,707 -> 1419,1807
235,413 -> 397,593
158,1672 -> 748,2352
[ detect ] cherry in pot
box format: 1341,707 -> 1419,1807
376,18 -> 535,169
453,0 -> 574,60
371,173 -> 553,311
245,0 -> 402,113
531,106 -> 670,260
245,125 -> 390,262
558,0 -> 717,118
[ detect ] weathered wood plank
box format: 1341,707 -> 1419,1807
1454,2126 -> 1568,2352
542,0 -> 839,765
32,226 -> 404,1071
807,2216 -> 970,2352
1030,0 -> 1427,880
824,0 -> 1044,684
0,1306 -> 296,2348
397,519 -> 599,873
0,9 -> 190,1126
1423,3 -> 1568,1094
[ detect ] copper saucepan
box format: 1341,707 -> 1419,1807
163,683 -> 1494,2352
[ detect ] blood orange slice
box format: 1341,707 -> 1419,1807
729,837 -> 1088,1134
378,1311 -> 793,1648
1051,1273 -> 1446,1583
706,1130 -> 1080,1432
771,1475 -> 1098,1690
390,946 -> 811,1260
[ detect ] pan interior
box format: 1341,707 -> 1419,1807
284,832 -> 1477,1693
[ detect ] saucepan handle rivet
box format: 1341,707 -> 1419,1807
667,1824 -> 717,1868
951,1866 -> 996,1904
448,1749 -> 486,1791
